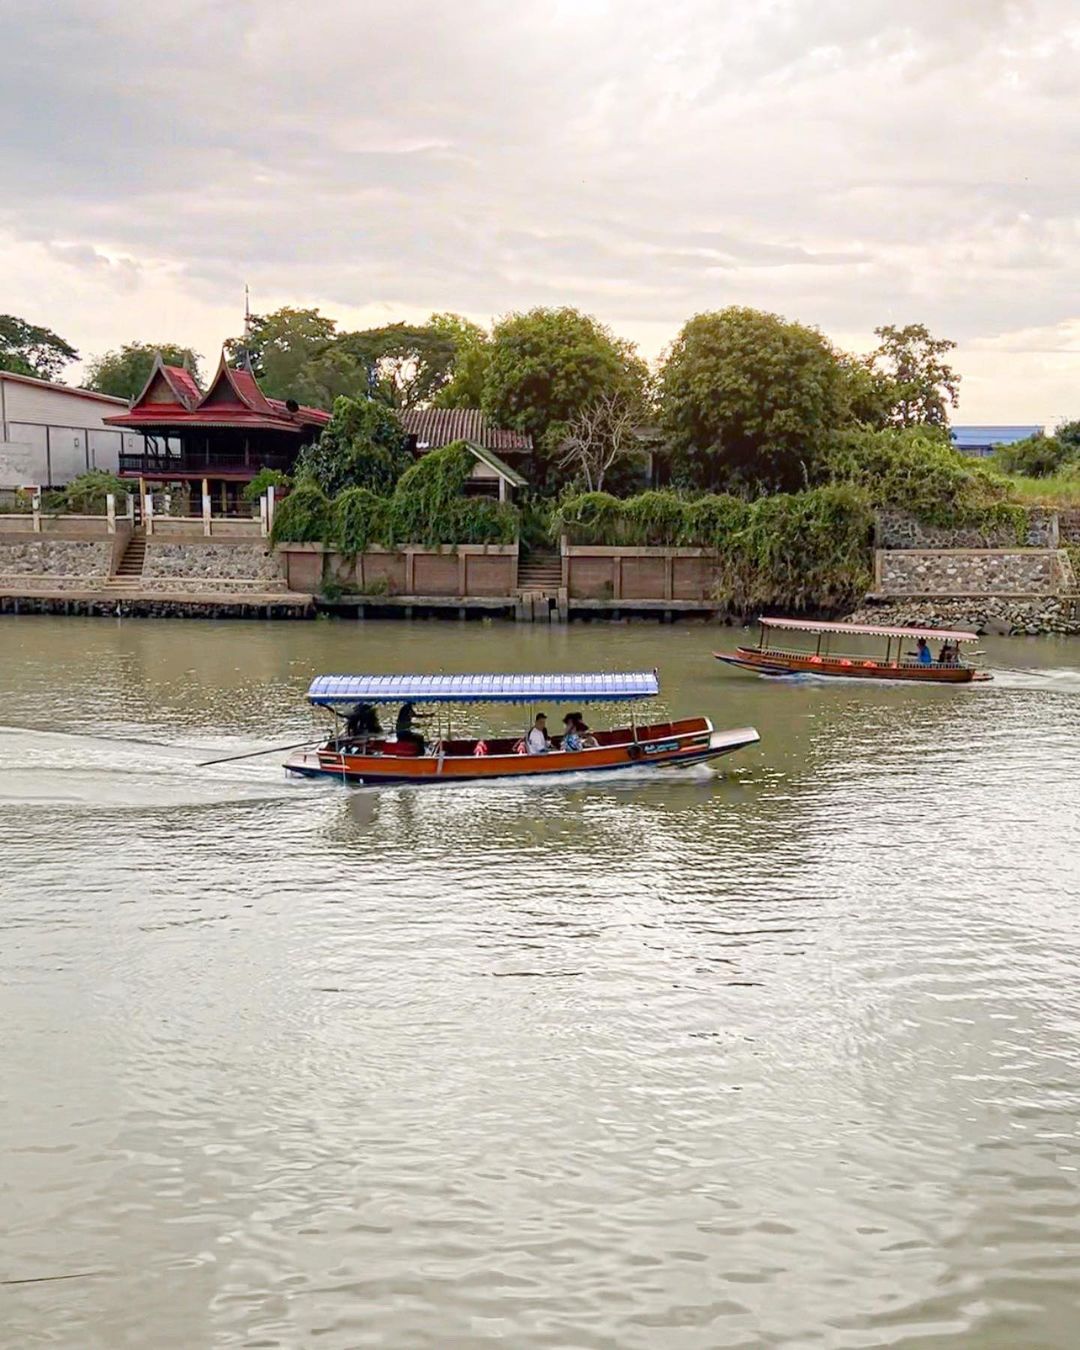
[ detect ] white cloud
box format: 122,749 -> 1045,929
1,0 -> 1078,422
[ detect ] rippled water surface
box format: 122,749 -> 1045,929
2,616 -> 1080,1349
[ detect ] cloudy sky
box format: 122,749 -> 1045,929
1,0 -> 1078,424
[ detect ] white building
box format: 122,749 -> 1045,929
0,370 -> 142,487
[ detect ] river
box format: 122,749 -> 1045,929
2,616 -> 1079,1349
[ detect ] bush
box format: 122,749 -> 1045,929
825,426 -> 1024,534
243,468 -> 292,504
58,470 -> 130,514
295,395 -> 410,497
331,487 -> 389,555
270,481 -> 331,544
552,485 -> 872,612
993,433 -> 1078,479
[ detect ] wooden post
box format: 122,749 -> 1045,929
266,484 -> 275,534
106,493 -> 116,535
259,493 -> 269,538
145,489 -> 154,536
31,485 -> 41,533
202,478 -> 212,536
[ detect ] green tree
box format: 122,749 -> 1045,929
658,307 -> 848,492
84,342 -> 202,400
865,323 -> 960,428
0,314 -> 78,381
993,432 -> 1077,478
481,307 -> 648,471
334,322 -> 458,411
1054,419 -> 1080,451
430,313 -> 491,408
227,307 -> 341,404
294,395 -> 410,497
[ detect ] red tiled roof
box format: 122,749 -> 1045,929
103,348 -> 331,432
401,407 -> 531,454
163,364 -> 202,407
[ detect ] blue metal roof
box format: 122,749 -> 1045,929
306,671 -> 661,707
950,425 -> 1042,448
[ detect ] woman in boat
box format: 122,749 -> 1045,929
571,712 -> 598,748
561,713 -> 583,751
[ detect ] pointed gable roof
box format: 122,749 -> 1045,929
198,351 -> 275,413
128,353 -> 201,413
103,347 -> 331,432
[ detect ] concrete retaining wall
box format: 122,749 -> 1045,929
562,545 -> 716,602
279,543 -> 518,597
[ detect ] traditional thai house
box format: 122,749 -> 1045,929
105,353 -> 330,513
400,408 -> 530,500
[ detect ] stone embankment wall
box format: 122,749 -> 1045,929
144,541 -> 283,582
850,596 -> 1080,637
876,509 -> 1057,549
878,549 -> 1075,596
0,538 -> 112,589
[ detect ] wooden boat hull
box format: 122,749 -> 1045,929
715,648 -> 990,684
284,718 -> 760,785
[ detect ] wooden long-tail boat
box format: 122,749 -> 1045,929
284,670 -> 760,785
714,617 -> 992,684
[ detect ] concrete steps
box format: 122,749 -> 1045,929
114,534 -> 146,578
517,553 -> 562,592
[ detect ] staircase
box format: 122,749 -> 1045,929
106,532 -> 146,589
517,552 -> 562,592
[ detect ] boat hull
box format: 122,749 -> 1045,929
285,719 -> 760,785
714,648 -> 990,683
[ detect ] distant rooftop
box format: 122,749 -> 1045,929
951,425 -> 1043,449
401,407 -> 532,455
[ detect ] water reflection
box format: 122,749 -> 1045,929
2,617 -> 1080,1348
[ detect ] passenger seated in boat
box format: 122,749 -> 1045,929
567,712 -> 597,748
939,642 -> 958,665
526,713 -> 550,754
561,713 -> 582,751
345,702 -> 382,740
909,637 -> 933,665
395,700 -> 428,753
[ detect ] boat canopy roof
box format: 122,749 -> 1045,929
306,670 -> 660,708
760,616 -> 979,643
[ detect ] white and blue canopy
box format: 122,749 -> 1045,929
307,670 -> 660,708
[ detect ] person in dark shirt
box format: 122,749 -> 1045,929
395,701 -> 428,753
345,703 -> 382,738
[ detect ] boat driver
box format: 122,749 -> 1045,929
395,701 -> 428,753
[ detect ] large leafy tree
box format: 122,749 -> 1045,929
226,307 -> 342,404
294,395 -> 410,497
430,313 -> 491,408
85,342 -> 202,400
864,323 -> 960,428
659,307 -> 848,492
334,322 -> 458,411
481,307 -> 649,466
0,314 -> 78,381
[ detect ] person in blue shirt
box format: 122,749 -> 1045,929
911,637 -> 933,665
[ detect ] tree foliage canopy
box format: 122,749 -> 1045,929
294,395 -> 410,497
863,323 -> 960,428
227,307 -> 341,404
0,314 -> 78,381
84,342 -> 202,400
481,307 -> 648,464
658,307 -> 848,492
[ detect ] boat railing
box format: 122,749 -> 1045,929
751,644 -> 970,670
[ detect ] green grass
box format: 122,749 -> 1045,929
1003,473 -> 1080,507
